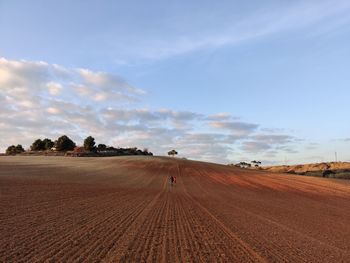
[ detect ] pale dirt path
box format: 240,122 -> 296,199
0,156 -> 350,262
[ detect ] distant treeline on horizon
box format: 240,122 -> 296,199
4,135 -> 153,157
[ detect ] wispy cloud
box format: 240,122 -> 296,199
209,121 -> 259,136
241,134 -> 297,155
103,1 -> 350,62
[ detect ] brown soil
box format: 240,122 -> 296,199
1,156 -> 350,262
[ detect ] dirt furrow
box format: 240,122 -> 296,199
1,192 -> 130,261
1,167 -> 162,261
124,193 -> 168,262
17,195 -> 146,262
186,168 -> 306,262
1,156 -> 350,262
101,177 -> 167,262
180,169 -> 266,262
188,167 -> 350,262
64,201 -> 151,261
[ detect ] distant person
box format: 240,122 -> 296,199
170,176 -> 174,186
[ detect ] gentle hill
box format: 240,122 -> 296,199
1,156 -> 350,262
262,162 -> 350,179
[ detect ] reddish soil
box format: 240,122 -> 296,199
1,156 -> 350,262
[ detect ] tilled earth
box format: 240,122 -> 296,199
1,156 -> 350,262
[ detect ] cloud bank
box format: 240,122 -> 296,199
0,57 -> 298,163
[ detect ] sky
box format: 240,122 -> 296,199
0,0 -> 350,164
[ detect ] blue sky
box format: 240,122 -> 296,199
0,0 -> 350,164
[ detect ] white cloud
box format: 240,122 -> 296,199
46,107 -> 61,114
241,134 -> 297,154
73,84 -> 91,97
0,57 -> 299,163
47,82 -> 63,96
209,121 -> 259,136
242,141 -> 271,152
94,93 -> 108,102
206,112 -> 232,121
78,68 -> 145,95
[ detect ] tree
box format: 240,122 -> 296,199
106,146 -> 117,151
55,135 -> 76,151
30,139 -> 45,151
168,149 -> 178,157
143,148 -> 153,155
15,145 -> 25,153
236,162 -> 251,169
6,145 -> 16,155
97,144 -> 107,152
42,138 -> 54,150
31,138 -> 54,151
251,160 -> 262,168
6,145 -> 25,155
83,136 -> 96,152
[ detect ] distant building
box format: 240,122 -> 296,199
73,146 -> 85,153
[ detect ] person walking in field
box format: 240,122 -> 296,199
170,176 -> 174,186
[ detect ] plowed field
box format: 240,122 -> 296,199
1,156 -> 350,262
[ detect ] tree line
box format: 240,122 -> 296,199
5,135 -> 153,156
229,160 -> 262,169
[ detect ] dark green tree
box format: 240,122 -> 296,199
236,162 -> 251,168
83,136 -> 96,152
6,145 -> 25,155
251,160 -> 262,168
168,149 -> 178,157
97,144 -> 107,152
55,135 -> 76,151
15,145 -> 25,153
6,145 -> 16,155
30,139 -> 45,151
42,138 -> 54,150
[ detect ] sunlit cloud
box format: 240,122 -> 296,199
0,57 -> 299,163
